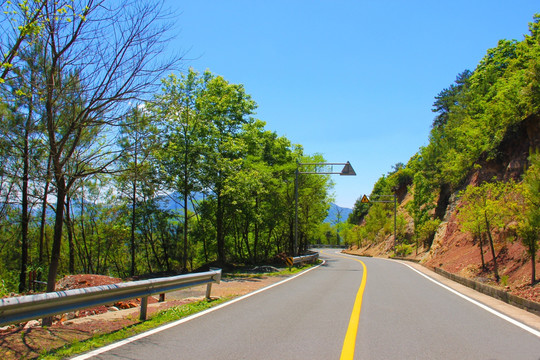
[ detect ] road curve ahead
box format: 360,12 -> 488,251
76,250 -> 540,360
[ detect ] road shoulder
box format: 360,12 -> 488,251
395,259 -> 540,332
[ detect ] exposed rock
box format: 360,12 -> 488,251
423,222 -> 449,261
249,266 -> 280,273
23,320 -> 40,329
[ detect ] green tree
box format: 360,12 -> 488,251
458,180 -> 519,282
407,172 -> 438,249
432,70 -> 472,129
152,69 -> 207,271
296,154 -> 333,253
348,197 -> 370,225
197,72 -> 257,266
517,152 -> 540,285
117,106 -> 161,276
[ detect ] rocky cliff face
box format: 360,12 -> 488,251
465,114 -> 540,186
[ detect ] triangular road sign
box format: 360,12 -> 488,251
361,195 -> 370,203
340,161 -> 356,176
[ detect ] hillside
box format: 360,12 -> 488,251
345,15 -> 540,302
347,114 -> 539,301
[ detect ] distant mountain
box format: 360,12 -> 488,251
325,203 -> 352,224
161,195 -> 351,224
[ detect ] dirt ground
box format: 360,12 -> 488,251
0,273 -> 288,360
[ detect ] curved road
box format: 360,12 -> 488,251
76,250 -> 540,359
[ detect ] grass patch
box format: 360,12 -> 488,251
273,263 -> 319,276
38,297 -> 229,360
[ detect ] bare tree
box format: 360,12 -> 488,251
0,0 -> 48,82
7,0 -> 183,318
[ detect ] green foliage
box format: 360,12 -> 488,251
0,61 -> 332,291
516,151 -> 540,284
406,172 -> 439,246
348,197 -> 370,224
0,273 -> 18,296
432,70 -> 472,128
416,219 -> 441,245
458,180 -> 519,236
410,15 -> 540,190
313,222 -> 334,245
458,179 -> 521,281
394,243 -> 414,257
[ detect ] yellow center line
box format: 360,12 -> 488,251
322,251 -> 367,360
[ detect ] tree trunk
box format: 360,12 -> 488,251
19,124 -> 30,293
65,195 -> 75,273
216,189 -> 225,267
38,157 -> 51,273
243,220 -> 252,263
47,178 -> 66,293
130,145 -> 138,277
43,178 -> 67,326
289,220 -> 294,255
191,197 -> 208,263
484,213 -> 500,282
478,232 -> 486,271
183,186 -> 188,271
253,196 -> 259,263
79,188 -> 93,273
531,244 -> 537,286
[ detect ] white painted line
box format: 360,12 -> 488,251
71,262 -> 324,359
397,261 -> 540,338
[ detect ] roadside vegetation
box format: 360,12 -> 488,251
0,0 -> 332,296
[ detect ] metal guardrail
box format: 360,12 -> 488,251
292,253 -> 319,265
308,244 -> 347,249
0,268 -> 222,326
285,252 -> 319,268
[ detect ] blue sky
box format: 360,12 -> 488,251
164,1 -> 539,208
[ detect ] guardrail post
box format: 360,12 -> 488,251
140,296 -> 149,321
206,283 -> 212,299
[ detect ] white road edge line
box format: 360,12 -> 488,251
71,261 -> 325,360
392,262 -> 540,338
397,259 -> 540,338
338,252 -> 540,338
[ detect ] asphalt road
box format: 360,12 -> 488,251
76,250 -> 540,360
